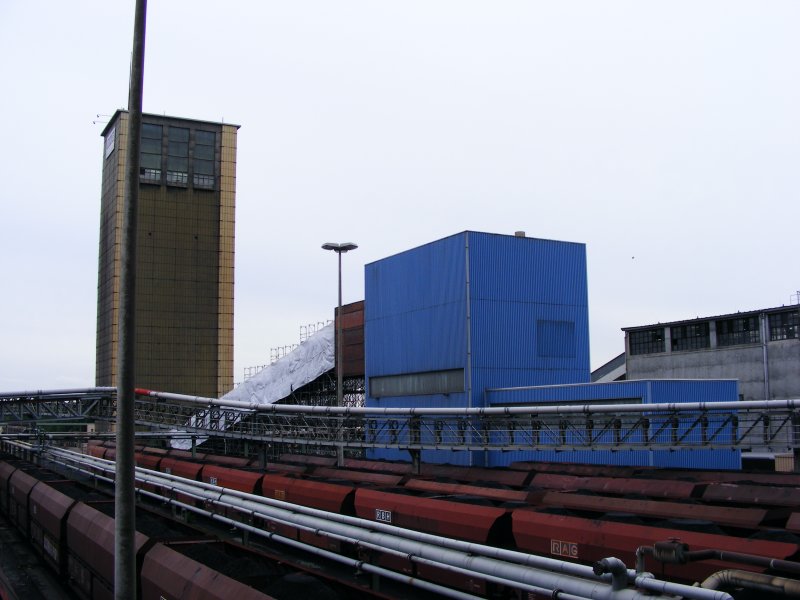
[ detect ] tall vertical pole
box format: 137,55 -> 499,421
336,251 -> 344,465
116,1 -> 147,599
337,250 -> 343,408
322,242 -> 357,466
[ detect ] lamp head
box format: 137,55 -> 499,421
322,242 -> 358,253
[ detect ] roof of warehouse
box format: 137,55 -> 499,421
622,304 -> 799,332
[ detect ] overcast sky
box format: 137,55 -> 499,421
1,1 -> 798,392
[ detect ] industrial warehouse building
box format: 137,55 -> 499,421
96,111 -> 238,398
623,306 -> 800,401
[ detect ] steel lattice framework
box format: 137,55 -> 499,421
0,389 -> 114,425
3,388 -> 800,455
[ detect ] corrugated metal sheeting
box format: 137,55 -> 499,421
364,231 -> 737,469
365,231 -> 590,404
485,379 -> 741,469
365,233 -> 467,376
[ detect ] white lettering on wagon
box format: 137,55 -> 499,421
550,539 -> 579,559
375,509 -> 392,523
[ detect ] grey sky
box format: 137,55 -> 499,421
1,1 -> 798,391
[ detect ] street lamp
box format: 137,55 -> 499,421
322,242 -> 358,408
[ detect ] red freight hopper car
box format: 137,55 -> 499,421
201,465 -> 263,494
66,502 -> 149,600
135,451 -> 163,471
311,466 -> 404,487
530,473 -> 699,500
279,453 -> 338,467
262,462 -> 308,476
419,464 -> 530,487
0,461 -> 17,513
354,488 -> 510,596
87,445 -> 107,460
342,458 -> 414,475
165,448 -> 209,462
134,451 -> 166,496
159,458 -> 203,481
28,481 -> 77,575
260,474 -> 355,552
260,474 -> 355,513
203,454 -> 252,469
8,468 -> 39,534
512,508 -> 799,585
403,479 -> 529,504
141,543 -> 276,600
354,488 -> 510,545
703,482 -> 800,507
537,491 -> 769,530
158,458 -> 204,507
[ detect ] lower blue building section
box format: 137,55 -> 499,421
367,379 -> 741,470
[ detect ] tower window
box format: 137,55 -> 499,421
104,126 -> 116,159
139,123 -> 162,184
193,130 -> 216,189
167,127 -> 189,186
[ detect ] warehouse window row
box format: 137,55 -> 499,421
628,309 -> 799,356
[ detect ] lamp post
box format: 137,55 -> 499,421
322,242 -> 358,408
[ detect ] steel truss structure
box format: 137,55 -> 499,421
0,388 -> 114,426
4,388 -> 799,456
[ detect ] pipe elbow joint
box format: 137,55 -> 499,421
593,557 -> 628,591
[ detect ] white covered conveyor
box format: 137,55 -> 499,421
170,323 -> 335,449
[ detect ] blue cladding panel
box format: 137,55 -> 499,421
484,379 -> 741,470
365,233 -> 467,377
468,232 -> 587,305
467,232 -> 590,393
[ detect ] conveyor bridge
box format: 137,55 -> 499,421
2,388 -> 799,456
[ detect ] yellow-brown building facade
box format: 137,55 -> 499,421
96,111 -> 237,398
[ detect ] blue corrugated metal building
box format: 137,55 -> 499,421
365,231 -> 590,464
364,231 -> 739,468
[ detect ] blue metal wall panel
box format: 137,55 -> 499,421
484,379 -> 740,469
470,300 -> 590,372
365,233 -> 467,379
468,232 -> 588,305
488,449 -> 654,468
365,232 -> 466,318
485,380 -> 651,404
467,232 -> 590,397
365,231 -> 590,409
650,450 -> 741,470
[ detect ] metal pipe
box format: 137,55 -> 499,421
634,574 -> 732,600
130,470 -> 661,600
761,313 -> 771,400
49,448 -> 596,599
594,557 -> 628,591
44,447 -> 732,600
702,569 -> 800,598
0,387 -> 115,398
5,386 -> 800,418
637,541 -> 800,577
41,451 -> 483,600
138,487 -> 486,600
133,387 -> 800,416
